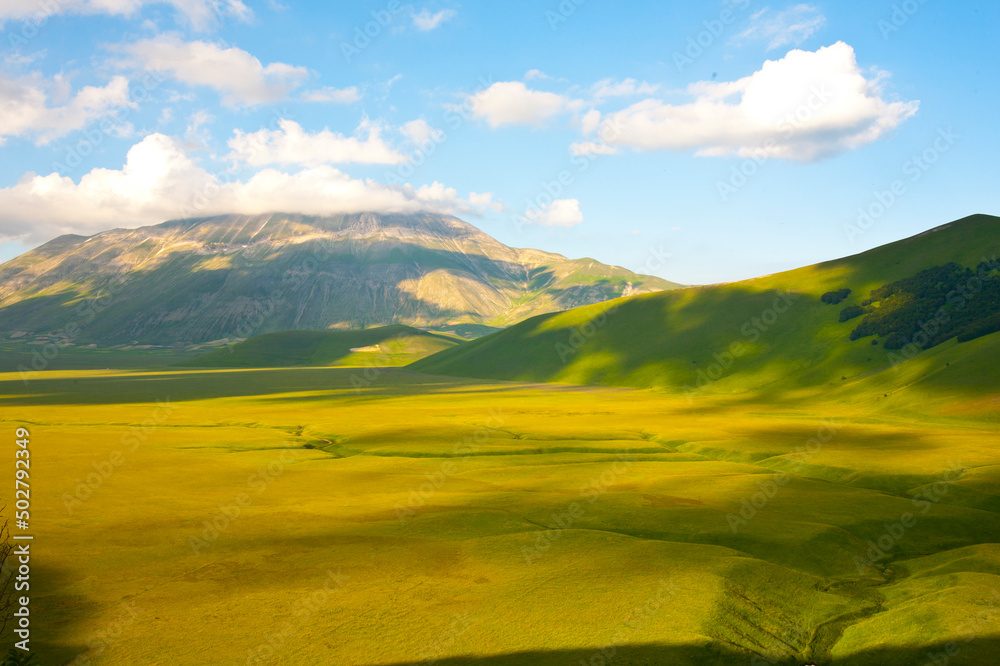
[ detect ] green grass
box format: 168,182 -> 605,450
1,361 -> 997,665
412,214 -> 1000,395
181,325 -> 460,368
2,215 -> 998,665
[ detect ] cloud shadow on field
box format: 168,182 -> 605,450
352,639 -> 1000,666
0,367 -> 622,407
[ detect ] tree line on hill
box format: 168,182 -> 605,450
822,259 -> 1000,351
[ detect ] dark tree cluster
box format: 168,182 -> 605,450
838,261 -> 1000,351
839,304 -> 871,322
821,288 -> 852,305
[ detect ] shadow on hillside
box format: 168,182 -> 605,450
180,326 -> 459,369
0,367 -> 556,406
353,639 -> 1000,666
0,236 -> 632,346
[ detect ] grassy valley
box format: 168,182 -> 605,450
182,325 -> 461,368
1,215 -> 998,665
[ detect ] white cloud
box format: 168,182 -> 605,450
114,34 -> 308,106
469,81 -> 570,128
0,0 -> 253,32
0,134 -> 498,243
591,78 -> 660,100
737,4 -> 826,51
0,72 -> 132,145
228,118 -> 406,167
469,191 -> 503,213
524,69 -> 552,81
580,109 -> 602,135
4,50 -> 46,67
184,109 -> 214,147
412,8 -> 456,31
300,86 -> 362,104
400,119 -> 440,146
594,42 -> 918,162
525,199 -> 583,228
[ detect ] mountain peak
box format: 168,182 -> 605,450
0,212 -> 680,345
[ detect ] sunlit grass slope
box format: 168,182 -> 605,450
182,324 -> 460,368
2,367 -> 997,665
411,214 -> 1000,394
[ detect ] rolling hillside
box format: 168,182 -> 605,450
412,214 -> 1000,398
0,212 -> 680,346
183,325 -> 460,368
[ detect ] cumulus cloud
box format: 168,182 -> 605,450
0,0 -> 252,32
0,134 -> 498,243
113,34 -> 308,106
737,4 -> 826,51
400,119 -> 441,146
525,199 -> 583,228
412,8 -> 456,31
300,86 -> 362,104
593,42 -> 918,162
591,78 -> 660,100
469,191 -> 503,213
469,81 -> 571,128
227,118 -> 406,167
0,72 -> 132,145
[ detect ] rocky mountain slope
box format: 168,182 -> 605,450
0,212 -> 680,345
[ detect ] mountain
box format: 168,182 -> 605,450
411,214 -> 1000,396
183,325 -> 460,368
0,212 -> 680,346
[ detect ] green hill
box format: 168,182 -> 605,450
411,214 -> 1000,398
183,325 -> 459,368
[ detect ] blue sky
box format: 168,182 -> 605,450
0,0 -> 997,284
